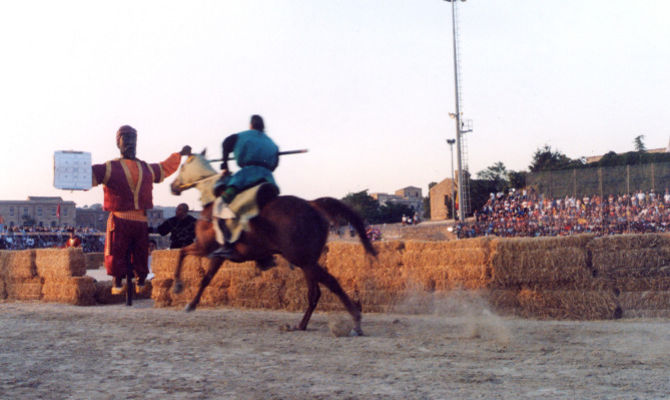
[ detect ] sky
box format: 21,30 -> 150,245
1,0 -> 669,210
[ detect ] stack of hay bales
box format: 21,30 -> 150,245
151,249 -> 329,311
395,238 -> 492,313
1,250 -> 42,301
588,234 -> 670,318
487,234 -> 619,319
319,241 -> 403,312
36,248 -> 96,306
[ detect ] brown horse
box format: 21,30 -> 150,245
170,151 -> 377,334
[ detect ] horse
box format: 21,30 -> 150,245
170,150 -> 377,335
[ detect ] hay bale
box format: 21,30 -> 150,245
486,289 -> 520,315
150,278 -> 177,307
489,237 -> 592,289
588,233 -> 670,251
610,277 -> 670,291
2,250 -> 36,280
42,276 -> 96,305
516,288 -> 619,320
0,279 -> 6,299
590,248 -> 670,278
618,291 -> 670,311
84,253 -> 104,270
35,248 -> 86,279
6,277 -> 43,300
621,310 -> 670,318
150,249 -> 181,279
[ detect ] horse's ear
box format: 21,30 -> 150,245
200,148 -> 207,156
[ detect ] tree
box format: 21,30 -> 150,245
341,190 -> 379,223
508,170 -> 527,189
377,202 -> 415,224
634,135 -> 646,152
477,161 -> 509,192
528,145 -> 572,172
598,151 -> 621,167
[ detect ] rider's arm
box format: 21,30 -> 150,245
220,134 -> 238,171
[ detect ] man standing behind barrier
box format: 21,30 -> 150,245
155,203 -> 196,249
92,125 -> 190,294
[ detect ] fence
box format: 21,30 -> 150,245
527,162 -> 670,198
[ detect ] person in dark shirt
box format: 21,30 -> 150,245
156,203 -> 197,249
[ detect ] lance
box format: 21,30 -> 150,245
207,149 -> 308,163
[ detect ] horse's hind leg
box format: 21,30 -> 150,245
297,269 -> 321,330
313,265 -> 363,335
185,257 -> 224,312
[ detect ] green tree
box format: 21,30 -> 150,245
634,135 -> 646,152
528,145 -> 572,172
341,190 -> 379,223
378,202 -> 415,224
477,161 -> 509,192
508,170 -> 527,189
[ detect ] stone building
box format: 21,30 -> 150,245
0,197 -> 76,228
371,186 -> 423,215
429,178 -> 457,221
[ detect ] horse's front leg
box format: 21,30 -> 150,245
172,247 -> 188,294
185,257 -> 225,312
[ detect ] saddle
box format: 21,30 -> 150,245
213,182 -> 279,245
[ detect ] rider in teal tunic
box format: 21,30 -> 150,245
214,115 -> 279,202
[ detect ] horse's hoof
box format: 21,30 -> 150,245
350,328 -> 364,337
279,324 -> 298,332
184,303 -> 195,313
173,281 -> 184,294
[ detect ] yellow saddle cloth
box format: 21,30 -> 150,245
224,184 -> 265,244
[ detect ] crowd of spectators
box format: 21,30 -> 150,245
0,225 -> 104,252
456,188 -> 670,239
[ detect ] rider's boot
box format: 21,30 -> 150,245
209,241 -> 241,260
209,218 -> 243,261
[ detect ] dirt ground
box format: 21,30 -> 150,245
1,298 -> 669,400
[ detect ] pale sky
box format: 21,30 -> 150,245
1,0 -> 669,210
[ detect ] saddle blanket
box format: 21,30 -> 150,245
213,184 -> 265,244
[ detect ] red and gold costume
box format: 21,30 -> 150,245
92,154 -> 181,280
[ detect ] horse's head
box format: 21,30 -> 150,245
171,149 -> 218,195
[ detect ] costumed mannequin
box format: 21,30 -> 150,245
91,125 -> 190,294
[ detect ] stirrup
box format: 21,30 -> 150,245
208,243 -> 240,260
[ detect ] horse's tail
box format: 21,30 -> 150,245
310,197 -> 378,257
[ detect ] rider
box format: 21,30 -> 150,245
211,115 -> 279,259
91,125 -> 191,294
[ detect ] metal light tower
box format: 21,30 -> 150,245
446,139 -> 456,220
444,0 -> 470,222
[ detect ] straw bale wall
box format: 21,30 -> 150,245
2,234 -> 670,318
150,234 -> 670,320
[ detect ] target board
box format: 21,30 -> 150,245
54,151 -> 92,190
